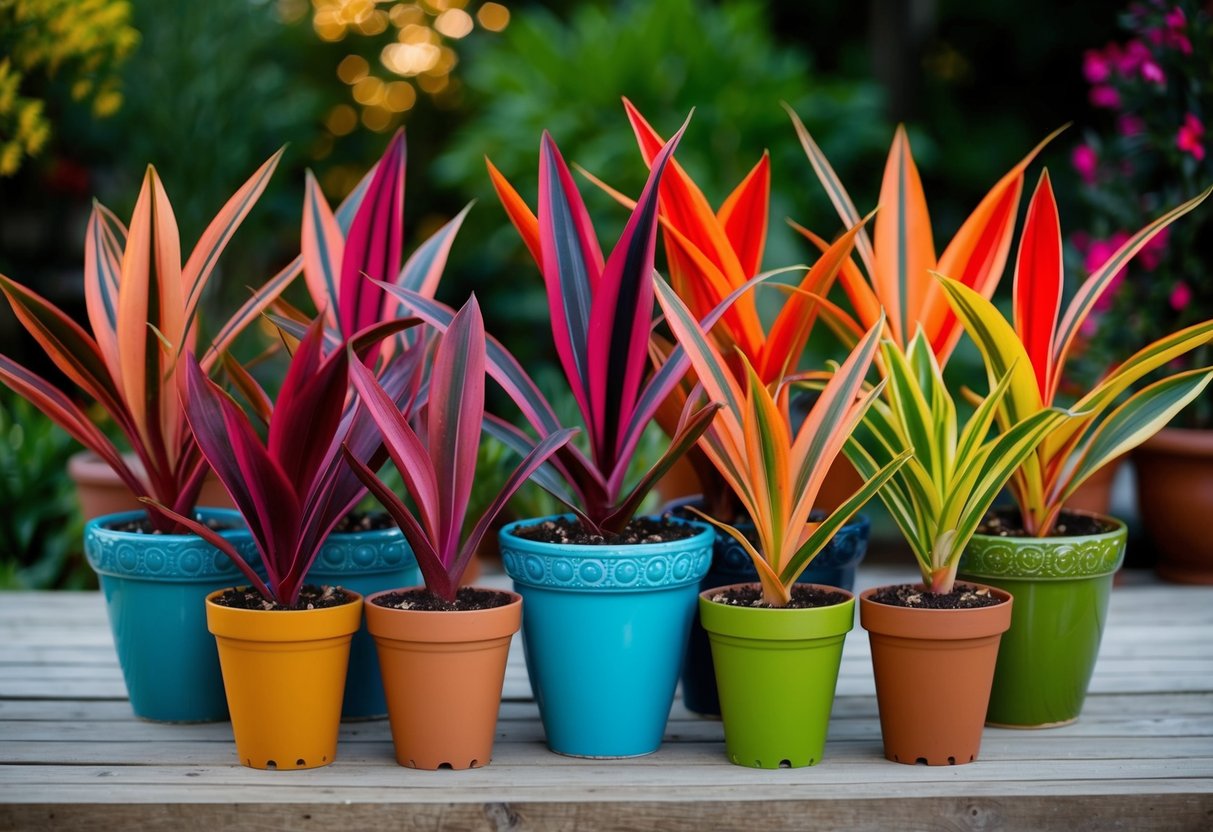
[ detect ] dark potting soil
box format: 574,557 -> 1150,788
211,585 -> 355,611
509,515 -> 698,546
107,514 -> 239,535
868,583 -> 1004,610
706,584 -> 848,610
372,587 -> 514,612
332,510 -> 395,533
978,507 -> 1116,538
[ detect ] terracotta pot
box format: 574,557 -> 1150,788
69,450 -> 233,520
812,454 -> 866,513
365,588 -> 521,770
1063,454 -> 1124,517
652,454 -> 703,505
1134,428 -> 1213,584
859,584 -> 1013,766
205,588 -> 362,770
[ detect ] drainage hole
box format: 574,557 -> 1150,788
469,759 -> 479,768
893,754 -> 900,763
296,759 -> 306,767
969,754 -> 975,762
265,760 -> 277,769
778,759 -> 792,769
322,756 -> 327,762
915,757 -> 928,766
948,756 -> 956,765
438,762 -> 453,770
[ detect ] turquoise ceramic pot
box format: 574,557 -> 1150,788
84,509 -> 257,723
500,515 -> 713,758
307,526 -> 419,720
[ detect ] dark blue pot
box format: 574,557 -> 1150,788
84,509 -> 258,723
500,515 -> 713,757
681,514 -> 870,717
306,526 -> 419,720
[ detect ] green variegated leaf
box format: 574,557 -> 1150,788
1060,368 -> 1213,506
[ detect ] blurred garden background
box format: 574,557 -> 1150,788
1,0 -> 1208,587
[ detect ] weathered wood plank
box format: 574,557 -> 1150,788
3,791 -> 1213,832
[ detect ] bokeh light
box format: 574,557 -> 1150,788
305,0 -> 509,138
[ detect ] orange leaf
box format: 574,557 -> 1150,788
486,157 -> 542,266
873,125 -> 936,345
790,220 -> 883,334
716,153 -> 770,280
1012,171 -> 1063,400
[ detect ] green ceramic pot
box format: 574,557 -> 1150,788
698,583 -> 854,768
959,512 -> 1126,728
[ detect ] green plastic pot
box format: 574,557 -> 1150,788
698,583 -> 854,768
959,512 -> 1126,728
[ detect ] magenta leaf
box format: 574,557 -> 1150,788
338,129 -> 406,344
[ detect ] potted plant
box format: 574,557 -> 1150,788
939,172 -> 1212,727
0,153 -> 296,722
388,120 -> 722,758
341,297 -> 573,770
148,317 -> 412,769
277,129 -> 470,718
844,332 -> 1071,765
583,101 -> 877,715
1071,0 -> 1213,580
654,277 -> 908,767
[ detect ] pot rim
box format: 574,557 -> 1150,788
699,581 -> 855,642
499,513 -> 714,554
970,508 -> 1126,545
365,586 -> 521,615
859,583 -> 1013,641
205,586 -> 363,642
86,508 -> 250,541
1137,425 -> 1213,455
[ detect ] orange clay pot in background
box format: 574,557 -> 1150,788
1134,428 -> 1213,584
70,451 -> 234,520
812,454 -> 867,513
365,588 -> 522,770
205,588 -> 362,770
1063,454 -> 1125,517
859,584 -> 1012,766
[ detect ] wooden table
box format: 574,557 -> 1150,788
2,565 -> 1211,830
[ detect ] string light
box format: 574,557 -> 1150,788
297,0 -> 509,138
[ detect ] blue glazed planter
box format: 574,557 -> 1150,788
306,525 -> 419,720
500,515 -> 713,758
681,515 -> 869,716
84,509 -> 257,723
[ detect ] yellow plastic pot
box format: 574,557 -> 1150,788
205,588 -> 362,770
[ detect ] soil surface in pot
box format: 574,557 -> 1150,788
332,510 -> 395,533
372,587 -> 514,612
978,507 -> 1115,537
869,583 -> 1004,610
212,585 -> 354,611
108,514 -> 240,534
510,516 -> 698,546
706,584 -> 848,610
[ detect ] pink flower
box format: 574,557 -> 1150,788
1177,113 -> 1206,161
1117,40 -> 1152,74
1090,85 -> 1122,109
1083,49 -> 1112,83
1139,226 -> 1170,271
1168,31 -> 1193,53
1072,144 -> 1099,183
1118,114 -> 1146,136
1170,281 -> 1192,310
1165,6 -> 1186,29
1140,59 -> 1166,84
1086,231 -> 1132,311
